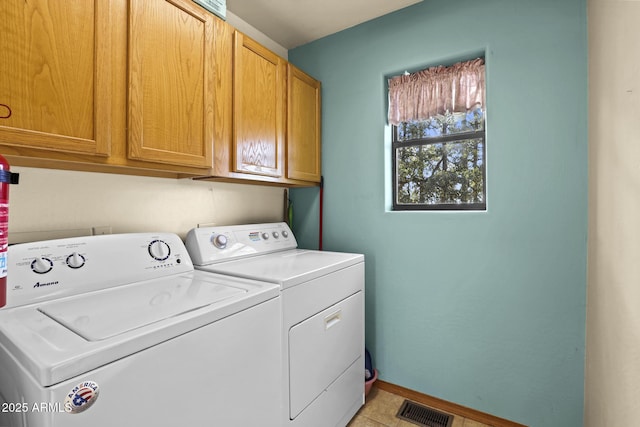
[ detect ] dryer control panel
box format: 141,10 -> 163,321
4,233 -> 193,309
186,222 -> 298,266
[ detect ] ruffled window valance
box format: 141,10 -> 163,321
388,58 -> 485,126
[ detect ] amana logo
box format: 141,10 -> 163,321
33,281 -> 59,288
64,381 -> 100,414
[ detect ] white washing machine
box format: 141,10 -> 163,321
186,222 -> 365,427
0,232 -> 281,427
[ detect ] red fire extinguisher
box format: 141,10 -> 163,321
0,154 -> 19,308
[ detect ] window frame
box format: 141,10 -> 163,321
391,125 -> 487,211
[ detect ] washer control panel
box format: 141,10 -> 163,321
4,233 -> 193,309
186,222 -> 298,266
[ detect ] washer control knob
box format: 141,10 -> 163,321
261,232 -> 269,240
272,231 -> 279,239
31,257 -> 53,274
148,240 -> 171,261
66,252 -> 86,269
282,230 -> 289,238
211,234 -> 228,249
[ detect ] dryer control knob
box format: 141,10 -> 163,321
212,234 -> 228,249
261,232 -> 269,240
282,230 -> 289,238
272,231 -> 280,239
148,240 -> 171,261
31,257 -> 53,274
66,252 -> 86,269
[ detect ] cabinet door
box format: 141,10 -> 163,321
233,32 -> 285,178
0,0 -> 113,156
287,65 -> 321,182
128,0 -> 213,169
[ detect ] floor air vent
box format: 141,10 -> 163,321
396,400 -> 453,427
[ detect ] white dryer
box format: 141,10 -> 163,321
186,222 -> 365,427
0,233 -> 281,427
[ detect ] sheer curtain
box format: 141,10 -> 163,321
388,58 -> 485,126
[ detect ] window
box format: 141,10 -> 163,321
388,58 -> 486,211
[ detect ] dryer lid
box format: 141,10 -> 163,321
201,249 -> 364,289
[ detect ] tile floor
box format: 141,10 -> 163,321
347,387 -> 494,427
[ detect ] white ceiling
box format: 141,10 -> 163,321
226,0 -> 423,50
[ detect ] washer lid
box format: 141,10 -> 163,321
38,274 -> 245,341
200,249 -> 364,289
0,271 -> 279,386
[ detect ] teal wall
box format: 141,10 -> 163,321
289,0 -> 587,426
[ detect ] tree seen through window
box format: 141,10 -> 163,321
393,108 -> 485,210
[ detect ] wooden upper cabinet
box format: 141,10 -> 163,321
128,0 -> 213,169
287,65 -> 321,183
233,32 -> 285,178
0,0 -> 113,156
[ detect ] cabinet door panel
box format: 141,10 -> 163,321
287,65 -> 321,182
128,0 -> 213,168
0,0 -> 112,155
233,33 -> 284,177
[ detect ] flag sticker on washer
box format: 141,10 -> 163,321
64,381 -> 100,414
248,232 -> 260,241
